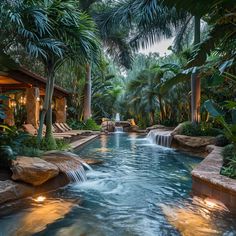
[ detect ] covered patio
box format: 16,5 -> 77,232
0,68 -> 69,127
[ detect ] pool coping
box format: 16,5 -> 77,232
191,145 -> 236,212
70,134 -> 100,150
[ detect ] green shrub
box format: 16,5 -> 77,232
215,134 -> 230,147
181,122 -> 222,137
17,146 -> 43,157
0,145 -> 15,167
220,144 -> 236,179
55,139 -> 71,151
67,118 -> 85,130
84,118 -> 101,131
67,118 -> 101,131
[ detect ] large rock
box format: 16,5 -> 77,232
0,180 -> 34,204
42,151 -> 84,173
173,135 -> 216,148
171,122 -> 186,135
146,125 -> 171,132
115,121 -> 131,128
11,157 -> 59,186
101,121 -> 115,132
83,159 -> 104,165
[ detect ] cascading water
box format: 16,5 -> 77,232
146,130 -> 173,147
65,164 -> 87,182
115,113 -> 120,122
42,151 -> 92,183
114,126 -> 124,133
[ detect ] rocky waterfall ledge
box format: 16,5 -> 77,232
0,151 -> 102,205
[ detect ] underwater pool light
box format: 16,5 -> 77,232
34,196 -> 46,203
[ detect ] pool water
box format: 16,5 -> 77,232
0,133 -> 236,236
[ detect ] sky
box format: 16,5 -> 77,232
139,38 -> 174,56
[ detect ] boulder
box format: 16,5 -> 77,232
115,121 -> 131,128
130,125 -> 139,132
146,125 -> 169,132
11,157 -> 59,186
173,135 -> 216,148
101,121 -> 115,132
0,180 -> 34,204
42,151 -> 84,173
83,159 -> 104,165
171,122 -> 186,135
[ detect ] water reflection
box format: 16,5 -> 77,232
0,199 -> 75,236
161,204 -> 220,235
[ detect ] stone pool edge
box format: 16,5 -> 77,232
191,145 -> 236,212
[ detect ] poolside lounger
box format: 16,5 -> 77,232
61,123 -> 72,131
23,124 -> 70,139
43,124 -> 72,138
61,123 -> 93,135
54,123 -> 81,135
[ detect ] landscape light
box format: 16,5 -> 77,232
33,196 -> 46,203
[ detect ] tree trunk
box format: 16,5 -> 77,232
158,95 -> 164,122
45,107 -> 57,149
150,110 -> 155,126
37,62 -> 55,143
191,16 -> 201,124
83,63 -> 92,120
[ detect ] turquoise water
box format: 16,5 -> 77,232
0,133 -> 236,235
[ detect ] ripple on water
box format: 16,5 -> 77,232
0,133 -> 236,236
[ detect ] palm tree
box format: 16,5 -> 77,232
35,0 -> 100,144
100,0 -> 236,125
0,0 -> 59,72
79,0 -> 134,120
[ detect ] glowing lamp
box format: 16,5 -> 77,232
34,196 -> 46,203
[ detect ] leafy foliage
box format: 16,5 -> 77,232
204,100 -> 236,143
68,118 -> 101,131
181,121 -> 222,137
221,144 -> 236,179
0,145 -> 15,167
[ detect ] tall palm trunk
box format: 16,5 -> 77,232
83,63 -> 92,120
37,62 -> 56,145
150,110 -> 155,126
191,16 -> 201,123
158,95 -> 165,122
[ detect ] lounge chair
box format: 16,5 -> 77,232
23,124 -> 71,139
60,122 -> 93,135
42,124 -> 72,138
54,123 -> 82,135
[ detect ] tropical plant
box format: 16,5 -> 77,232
204,100 -> 236,143
34,0 -> 100,146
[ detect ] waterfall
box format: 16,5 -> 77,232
81,161 -> 93,171
114,126 -> 124,133
146,130 -> 173,147
43,151 -> 92,183
115,113 -> 120,122
65,165 -> 87,182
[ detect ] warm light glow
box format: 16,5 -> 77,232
36,97 -> 40,102
19,96 -> 26,105
204,198 -> 218,209
10,100 -> 16,108
34,196 -> 46,203
193,196 -> 229,211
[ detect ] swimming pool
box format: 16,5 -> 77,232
0,133 -> 235,235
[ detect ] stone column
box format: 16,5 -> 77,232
4,99 -> 15,126
26,87 -> 40,127
55,97 -> 67,123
